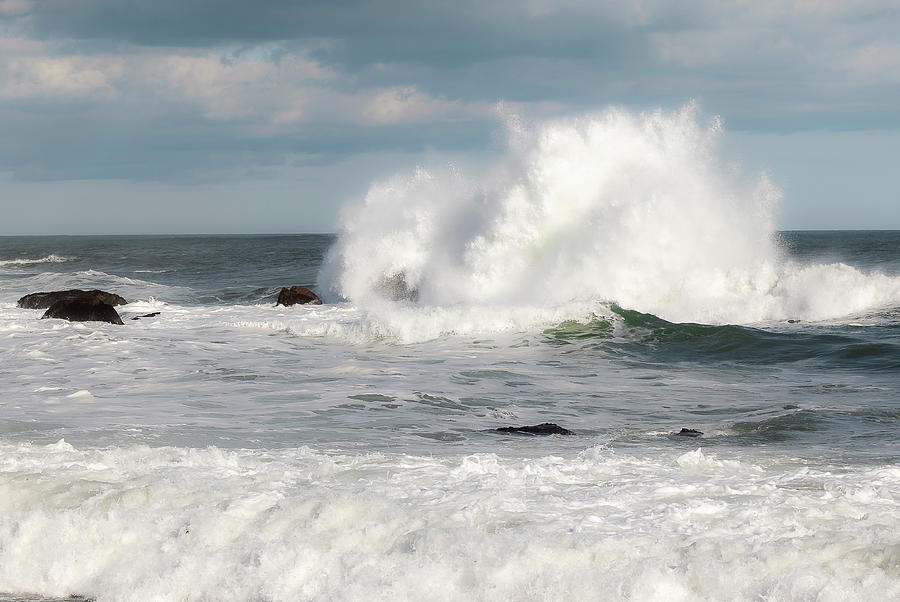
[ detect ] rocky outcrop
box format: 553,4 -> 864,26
18,289 -> 128,310
42,297 -> 124,325
495,423 -> 575,436
377,273 -> 419,302
675,428 -> 703,437
276,286 -> 322,306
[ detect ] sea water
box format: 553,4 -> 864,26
1,107 -> 899,601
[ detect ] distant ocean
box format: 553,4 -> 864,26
1,111 -> 899,601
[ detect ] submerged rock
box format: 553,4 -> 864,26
276,286 -> 322,306
132,312 -> 161,320
675,428 -> 703,437
42,298 -> 124,325
18,289 -> 128,310
495,423 -> 575,436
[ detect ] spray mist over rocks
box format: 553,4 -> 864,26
321,105 -> 900,340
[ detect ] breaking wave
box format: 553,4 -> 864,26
0,254 -> 73,267
0,439 -> 897,601
321,105 -> 900,333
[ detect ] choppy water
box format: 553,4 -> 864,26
1,108 -> 899,601
2,231 -> 897,602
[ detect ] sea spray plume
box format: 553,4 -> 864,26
321,104 -> 900,330
323,105 -> 776,317
455,104 -> 782,320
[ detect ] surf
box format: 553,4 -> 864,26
321,104 -> 900,338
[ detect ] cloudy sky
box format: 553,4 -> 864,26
1,0 -> 898,234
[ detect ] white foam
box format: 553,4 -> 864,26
675,447 -> 747,472
321,105 -> 900,337
0,441 -> 896,601
0,254 -> 73,267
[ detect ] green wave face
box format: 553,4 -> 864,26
542,318 -> 614,344
544,304 -> 900,371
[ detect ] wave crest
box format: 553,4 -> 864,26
321,104 -> 898,331
0,253 -> 73,267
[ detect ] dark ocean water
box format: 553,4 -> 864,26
0,234 -> 333,305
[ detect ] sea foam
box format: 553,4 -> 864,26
321,105 -> 900,338
0,440 -> 896,601
0,254 -> 72,267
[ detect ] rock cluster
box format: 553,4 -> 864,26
675,428 -> 703,437
41,296 -> 125,325
16,289 -> 127,325
495,423 -> 575,436
276,286 -> 322,306
18,289 -> 127,310
19,285 -> 325,325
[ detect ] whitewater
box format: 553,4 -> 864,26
1,106 -> 899,601
323,104 -> 898,333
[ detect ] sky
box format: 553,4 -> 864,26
0,0 -> 898,234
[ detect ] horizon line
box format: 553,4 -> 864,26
3,228 -> 900,237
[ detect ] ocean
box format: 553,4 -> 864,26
1,111 -> 899,601
1,230 -> 897,601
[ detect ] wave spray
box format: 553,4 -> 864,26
322,105 -> 899,337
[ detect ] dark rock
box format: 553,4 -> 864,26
18,289 -> 128,310
377,273 -> 419,302
675,428 -> 703,437
42,298 -> 124,325
495,423 -> 575,436
132,312 -> 161,320
276,286 -> 322,306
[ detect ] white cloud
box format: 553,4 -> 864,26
361,86 -> 459,125
0,56 -> 121,100
0,0 -> 31,17
0,41 -> 341,125
0,33 -> 486,138
136,51 -> 339,122
149,54 -> 276,120
0,31 -> 45,55
650,0 -> 900,96
845,43 -> 900,79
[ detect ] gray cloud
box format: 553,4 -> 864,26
0,75 -> 497,182
23,1 -> 644,51
1,0 -> 899,232
21,0 -> 894,125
